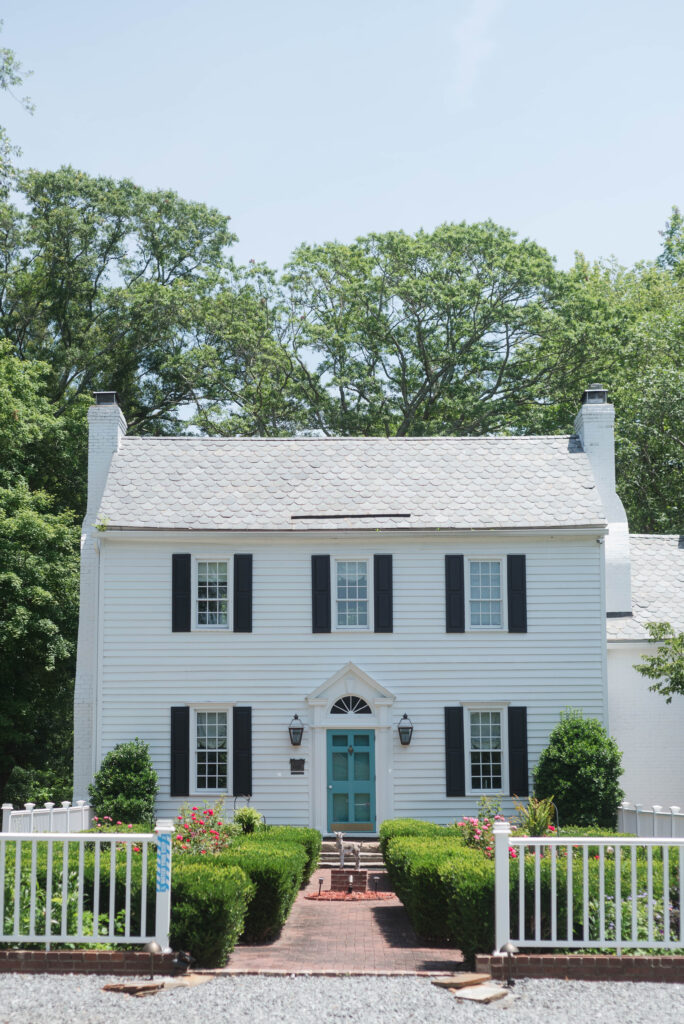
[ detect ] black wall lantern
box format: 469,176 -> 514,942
397,713 -> 413,746
288,714 -> 304,746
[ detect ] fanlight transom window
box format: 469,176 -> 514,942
330,695 -> 372,715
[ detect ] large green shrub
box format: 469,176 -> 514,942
533,710 -> 624,828
218,838 -> 307,942
170,858 -> 253,967
257,826 -> 322,882
88,739 -> 158,827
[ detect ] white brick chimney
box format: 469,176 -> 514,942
574,385 -> 631,615
85,393 -> 127,519
73,393 -> 127,799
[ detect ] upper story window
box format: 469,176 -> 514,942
468,559 -> 504,629
335,559 -> 370,629
197,560 -> 229,628
195,709 -> 228,790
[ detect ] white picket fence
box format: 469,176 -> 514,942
1,802 -> 91,835
0,820 -> 173,950
618,801 -> 684,838
493,822 -> 684,954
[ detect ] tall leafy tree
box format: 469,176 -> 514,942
279,222 -> 562,437
0,167 -> 232,426
0,346 -> 80,799
529,253 -> 684,532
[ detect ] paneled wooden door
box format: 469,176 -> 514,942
326,729 -> 376,832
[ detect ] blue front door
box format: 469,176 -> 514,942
327,729 -> 375,832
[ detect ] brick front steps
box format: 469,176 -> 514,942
0,950 -> 181,976
475,953 -> 684,984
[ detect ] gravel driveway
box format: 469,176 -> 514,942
0,974 -> 682,1024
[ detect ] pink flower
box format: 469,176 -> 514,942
206,809 -> 214,816
192,807 -> 198,812
127,824 -> 133,829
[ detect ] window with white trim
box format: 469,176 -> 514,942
194,709 -> 229,791
464,706 -> 508,795
196,560 -> 229,627
468,559 -> 504,629
335,559 -> 370,629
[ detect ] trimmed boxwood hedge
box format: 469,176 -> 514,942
378,818 -> 455,859
254,826 -> 322,883
217,838 -> 308,942
170,858 -> 254,967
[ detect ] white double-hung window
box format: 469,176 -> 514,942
196,560 -> 229,627
194,709 -> 229,791
335,559 -> 370,629
464,706 -> 508,794
468,559 -> 504,629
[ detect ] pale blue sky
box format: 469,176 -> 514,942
2,0 -> 683,271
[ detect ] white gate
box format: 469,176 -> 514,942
0,820 -> 173,950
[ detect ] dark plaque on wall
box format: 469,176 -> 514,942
290,758 -> 305,775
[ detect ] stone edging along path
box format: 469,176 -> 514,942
476,953 -> 684,984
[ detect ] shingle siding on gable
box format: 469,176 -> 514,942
96,531 -> 605,825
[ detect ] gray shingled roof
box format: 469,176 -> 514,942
607,535 -> 684,641
97,435 -> 606,531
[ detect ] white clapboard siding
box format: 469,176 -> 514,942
97,532 -> 605,826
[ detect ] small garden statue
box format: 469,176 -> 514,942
334,831 -> 361,870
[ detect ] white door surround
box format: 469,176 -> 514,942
306,662 -> 396,834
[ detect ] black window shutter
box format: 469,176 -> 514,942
445,555 -> 465,633
445,706 -> 466,797
373,554 -> 393,633
172,554 -> 191,632
508,706 -> 529,796
233,706 -> 252,796
233,554 -> 253,633
170,706 -> 190,797
311,555 -> 331,633
507,554 -> 527,633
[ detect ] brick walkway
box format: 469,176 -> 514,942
223,869 -> 464,975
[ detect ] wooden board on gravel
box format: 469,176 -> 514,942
430,973 -> 491,989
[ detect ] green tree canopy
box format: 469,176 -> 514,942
279,222 -> 562,437
635,622 -> 684,703
0,346 -> 79,797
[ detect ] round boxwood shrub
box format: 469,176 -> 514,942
88,738 -> 158,827
533,709 -> 624,828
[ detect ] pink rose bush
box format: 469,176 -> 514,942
173,800 -> 240,855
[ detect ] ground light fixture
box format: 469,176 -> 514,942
288,714 -> 304,745
144,940 -> 161,980
397,713 -> 413,745
499,941 -> 518,987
